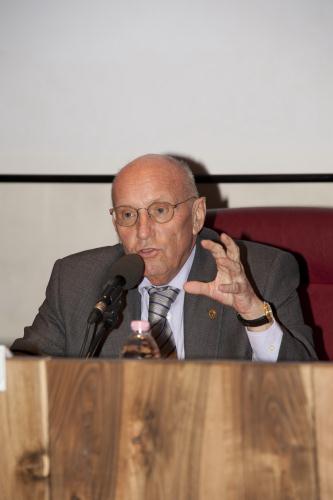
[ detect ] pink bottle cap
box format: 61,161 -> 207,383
131,320 -> 150,332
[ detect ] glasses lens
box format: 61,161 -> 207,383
115,207 -> 138,226
148,202 -> 173,223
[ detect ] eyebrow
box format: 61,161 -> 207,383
114,198 -> 177,208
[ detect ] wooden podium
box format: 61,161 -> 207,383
0,358 -> 332,499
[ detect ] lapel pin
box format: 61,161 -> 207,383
208,308 -> 217,320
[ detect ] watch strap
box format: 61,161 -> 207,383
237,301 -> 273,327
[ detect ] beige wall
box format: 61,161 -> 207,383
0,181 -> 332,347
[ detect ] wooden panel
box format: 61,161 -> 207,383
38,359 -> 322,500
236,363 -> 316,500
0,358 -> 49,500
313,365 -> 333,499
114,360 -> 212,500
115,362 -> 317,500
47,359 -> 124,500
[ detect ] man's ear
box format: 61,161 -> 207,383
192,197 -> 206,235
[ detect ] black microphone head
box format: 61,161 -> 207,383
110,253 -> 145,289
87,254 -> 145,326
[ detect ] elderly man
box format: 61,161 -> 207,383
12,154 -> 316,360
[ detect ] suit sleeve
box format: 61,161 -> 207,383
11,259 -> 67,356
261,250 -> 317,361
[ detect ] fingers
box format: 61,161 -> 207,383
221,233 -> 240,261
218,282 -> 242,294
201,233 -> 240,262
200,238 -> 227,260
184,235 -> 243,301
186,235 -> 257,310
201,236 -> 242,280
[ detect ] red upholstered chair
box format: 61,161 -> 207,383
205,207 -> 333,361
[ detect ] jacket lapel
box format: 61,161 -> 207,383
184,228 -> 252,360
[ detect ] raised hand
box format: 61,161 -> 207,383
184,233 -> 265,319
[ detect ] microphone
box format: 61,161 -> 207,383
87,254 -> 145,325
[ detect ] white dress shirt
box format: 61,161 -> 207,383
138,246 -> 283,361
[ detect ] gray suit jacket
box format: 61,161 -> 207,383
11,227 -> 316,360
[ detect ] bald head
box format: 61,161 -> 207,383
112,154 -> 198,205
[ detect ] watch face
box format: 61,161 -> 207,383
263,302 -> 274,322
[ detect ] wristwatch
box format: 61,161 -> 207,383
237,301 -> 274,327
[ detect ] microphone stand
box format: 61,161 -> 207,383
85,290 -> 125,358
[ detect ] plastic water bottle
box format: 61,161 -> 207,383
120,320 -> 161,359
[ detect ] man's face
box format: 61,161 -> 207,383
112,159 -> 205,285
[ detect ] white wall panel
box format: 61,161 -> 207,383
0,0 -> 332,175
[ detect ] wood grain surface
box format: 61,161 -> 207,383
2,359 -> 332,499
47,360 -> 319,500
0,358 -> 49,500
198,363 -> 316,500
48,359 -> 124,500
313,364 -> 333,499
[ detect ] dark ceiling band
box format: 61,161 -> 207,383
0,173 -> 332,183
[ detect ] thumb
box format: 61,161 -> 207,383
184,280 -> 211,297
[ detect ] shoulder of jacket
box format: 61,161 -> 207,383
56,244 -> 124,267
200,226 -> 294,261
239,239 -> 295,262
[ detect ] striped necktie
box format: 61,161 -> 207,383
147,286 -> 180,358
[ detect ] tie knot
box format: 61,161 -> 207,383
147,286 -> 180,309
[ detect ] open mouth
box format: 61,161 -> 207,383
138,248 -> 159,258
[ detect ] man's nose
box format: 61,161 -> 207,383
136,208 -> 152,239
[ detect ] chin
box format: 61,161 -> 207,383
145,270 -> 169,286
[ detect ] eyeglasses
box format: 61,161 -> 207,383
109,196 -> 198,227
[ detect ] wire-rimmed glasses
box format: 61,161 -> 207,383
109,196 -> 197,227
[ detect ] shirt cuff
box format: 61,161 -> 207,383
246,319 -> 283,362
